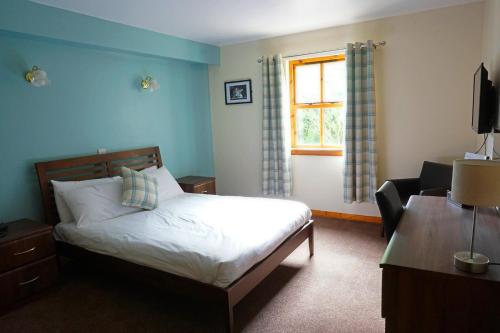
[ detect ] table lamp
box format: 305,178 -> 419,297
451,159 -> 500,273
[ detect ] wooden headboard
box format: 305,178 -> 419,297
35,146 -> 163,225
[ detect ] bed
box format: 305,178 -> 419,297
35,146 -> 314,332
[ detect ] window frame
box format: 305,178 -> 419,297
289,54 -> 346,156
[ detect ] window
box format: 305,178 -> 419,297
289,54 -> 346,156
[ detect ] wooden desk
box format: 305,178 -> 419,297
380,196 -> 500,333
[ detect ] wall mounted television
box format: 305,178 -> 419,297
472,63 -> 495,134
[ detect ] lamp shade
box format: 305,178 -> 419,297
25,66 -> 50,87
451,159 -> 500,206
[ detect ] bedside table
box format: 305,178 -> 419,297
177,176 -> 216,194
0,219 -> 58,313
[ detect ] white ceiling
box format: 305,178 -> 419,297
31,0 -> 479,46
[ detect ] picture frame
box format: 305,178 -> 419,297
224,79 -> 252,105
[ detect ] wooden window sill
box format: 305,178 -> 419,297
291,149 -> 343,156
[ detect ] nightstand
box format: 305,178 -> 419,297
177,176 -> 216,194
0,219 -> 58,313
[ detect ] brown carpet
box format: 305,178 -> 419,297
0,218 -> 386,333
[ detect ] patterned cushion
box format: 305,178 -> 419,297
121,167 -> 158,210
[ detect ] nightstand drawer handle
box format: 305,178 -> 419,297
14,247 -> 37,256
19,276 -> 40,286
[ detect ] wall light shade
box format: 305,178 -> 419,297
141,76 -> 159,92
25,66 -> 50,87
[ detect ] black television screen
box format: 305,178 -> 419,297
472,63 -> 493,134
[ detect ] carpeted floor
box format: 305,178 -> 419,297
0,218 -> 386,333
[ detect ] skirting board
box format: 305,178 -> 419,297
311,210 -> 381,224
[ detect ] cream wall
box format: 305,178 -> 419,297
482,0 -> 500,100
208,3 -> 483,216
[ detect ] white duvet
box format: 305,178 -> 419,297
55,193 -> 311,287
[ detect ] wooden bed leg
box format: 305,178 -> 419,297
222,296 -> 234,333
308,226 -> 314,257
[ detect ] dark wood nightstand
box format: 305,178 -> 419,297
177,176 -> 216,194
0,219 -> 58,313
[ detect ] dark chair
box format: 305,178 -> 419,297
388,161 -> 452,205
375,181 -> 405,243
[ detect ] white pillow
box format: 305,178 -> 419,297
141,166 -> 158,173
62,179 -> 141,227
51,177 -> 120,223
142,166 -> 184,201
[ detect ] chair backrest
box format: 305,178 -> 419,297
419,161 -> 453,191
375,181 -> 404,243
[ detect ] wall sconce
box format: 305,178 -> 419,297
25,66 -> 50,87
141,76 -> 159,92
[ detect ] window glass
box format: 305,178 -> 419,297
323,107 -> 345,146
295,64 -> 321,104
323,61 -> 346,102
296,108 -> 320,145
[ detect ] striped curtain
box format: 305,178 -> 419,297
262,54 -> 292,197
343,40 -> 377,203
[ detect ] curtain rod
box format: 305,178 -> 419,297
257,40 -> 386,63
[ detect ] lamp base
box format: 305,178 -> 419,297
454,251 -> 489,273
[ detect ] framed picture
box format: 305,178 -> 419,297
225,79 -> 252,105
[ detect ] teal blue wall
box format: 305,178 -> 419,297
0,29 -> 215,222
0,0 -> 219,65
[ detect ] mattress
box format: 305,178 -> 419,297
54,193 -> 311,287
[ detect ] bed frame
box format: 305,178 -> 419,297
35,146 -> 314,332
